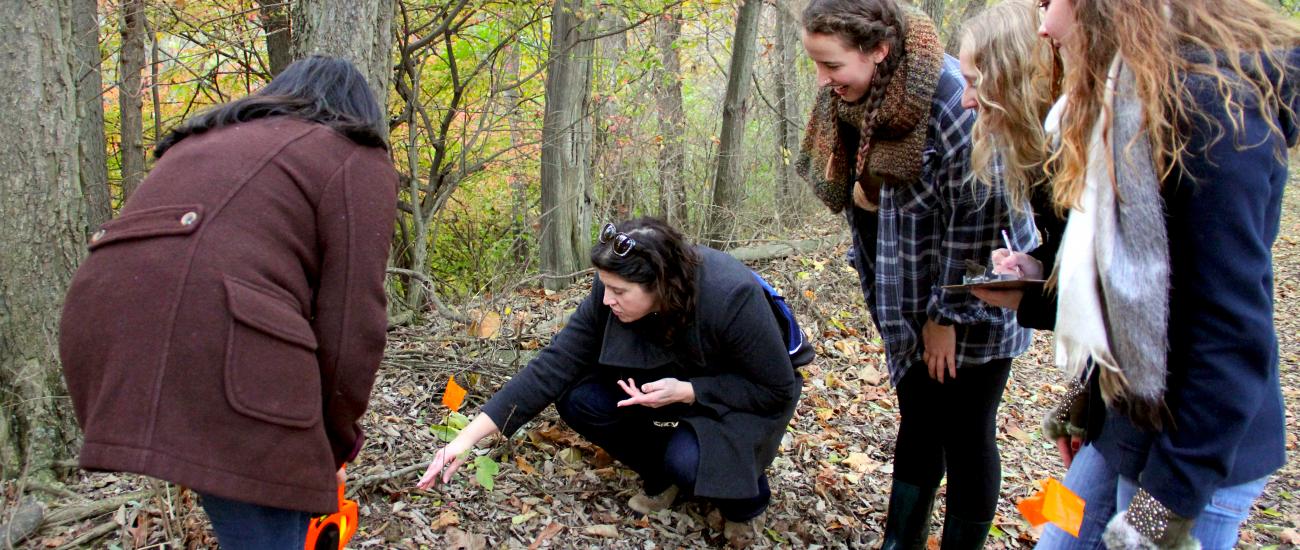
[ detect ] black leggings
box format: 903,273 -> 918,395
893,358 -> 1012,522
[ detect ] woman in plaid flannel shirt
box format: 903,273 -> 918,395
798,0 -> 1036,548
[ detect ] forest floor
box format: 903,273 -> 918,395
8,176 -> 1300,549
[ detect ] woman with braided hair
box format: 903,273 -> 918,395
797,0 -> 1035,548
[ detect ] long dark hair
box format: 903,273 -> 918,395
803,0 -> 907,154
590,218 -> 700,342
154,55 -> 386,158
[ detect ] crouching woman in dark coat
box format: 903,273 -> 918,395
417,218 -> 801,547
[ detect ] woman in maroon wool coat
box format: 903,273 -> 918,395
58,56 -> 397,548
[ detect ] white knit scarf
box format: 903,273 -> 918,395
1054,58 -> 1170,425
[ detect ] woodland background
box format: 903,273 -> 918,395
1,0 -> 1299,548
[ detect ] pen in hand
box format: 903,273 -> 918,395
997,229 -> 1023,278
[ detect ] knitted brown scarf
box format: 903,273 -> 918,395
797,11 -> 945,213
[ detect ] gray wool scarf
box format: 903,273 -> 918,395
1055,59 -> 1170,428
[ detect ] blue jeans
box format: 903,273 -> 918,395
1117,474 -> 1268,550
200,492 -> 311,549
1033,444 -> 1116,549
1034,444 -> 1269,550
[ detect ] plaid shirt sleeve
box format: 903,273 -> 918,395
924,96 -> 1017,326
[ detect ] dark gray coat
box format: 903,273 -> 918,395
482,247 -> 801,499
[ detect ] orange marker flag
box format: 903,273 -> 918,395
1017,478 -> 1084,537
442,376 -> 467,412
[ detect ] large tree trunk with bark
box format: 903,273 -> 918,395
0,0 -> 85,482
293,0 -> 395,129
773,1 -> 806,224
653,6 -> 687,229
538,0 -> 595,290
117,0 -> 146,202
706,0 -> 763,247
257,0 -> 294,77
74,0 -> 110,231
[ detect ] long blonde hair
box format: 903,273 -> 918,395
1049,0 -> 1300,214
961,0 -> 1060,209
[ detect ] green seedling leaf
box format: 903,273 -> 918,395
447,412 -> 471,430
431,424 -> 458,442
474,455 -> 500,491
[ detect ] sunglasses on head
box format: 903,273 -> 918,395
598,223 -> 637,257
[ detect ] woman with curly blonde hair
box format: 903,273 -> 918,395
1005,0 -> 1300,547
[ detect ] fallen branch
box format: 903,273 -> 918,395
727,236 -> 846,262
21,481 -> 78,500
350,463 -> 426,495
41,490 -> 149,528
54,520 -> 118,550
0,498 -> 44,549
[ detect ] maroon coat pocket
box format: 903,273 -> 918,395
223,277 -> 321,428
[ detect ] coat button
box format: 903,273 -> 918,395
180,211 -> 198,226
91,229 -> 106,242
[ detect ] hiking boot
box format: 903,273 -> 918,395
628,485 -> 678,515
724,514 -> 762,549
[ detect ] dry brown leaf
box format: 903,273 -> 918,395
445,527 -> 487,550
528,522 -> 565,550
583,524 -> 619,538
842,452 -> 882,473
471,311 -> 502,339
515,455 -> 537,475
1006,423 -> 1034,443
859,365 -> 884,386
557,447 -> 584,465
430,510 -> 460,530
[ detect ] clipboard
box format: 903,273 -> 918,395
942,279 -> 1047,292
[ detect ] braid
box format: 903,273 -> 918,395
802,0 -> 909,176
856,49 -> 902,170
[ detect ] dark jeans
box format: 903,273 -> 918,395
556,378 -> 770,521
199,492 -> 311,549
893,358 -> 1012,522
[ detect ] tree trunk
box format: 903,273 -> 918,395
922,0 -> 946,36
0,0 -> 84,482
539,0 -> 595,290
944,0 -> 989,54
118,0 -> 146,203
257,0 -> 294,77
502,44 -> 530,259
293,0 -> 395,131
706,0 -> 763,248
773,1 -> 804,225
653,6 -> 687,229
592,14 -> 630,220
74,0 -> 110,231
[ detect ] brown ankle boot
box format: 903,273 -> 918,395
723,515 -> 762,549
628,485 -> 678,515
